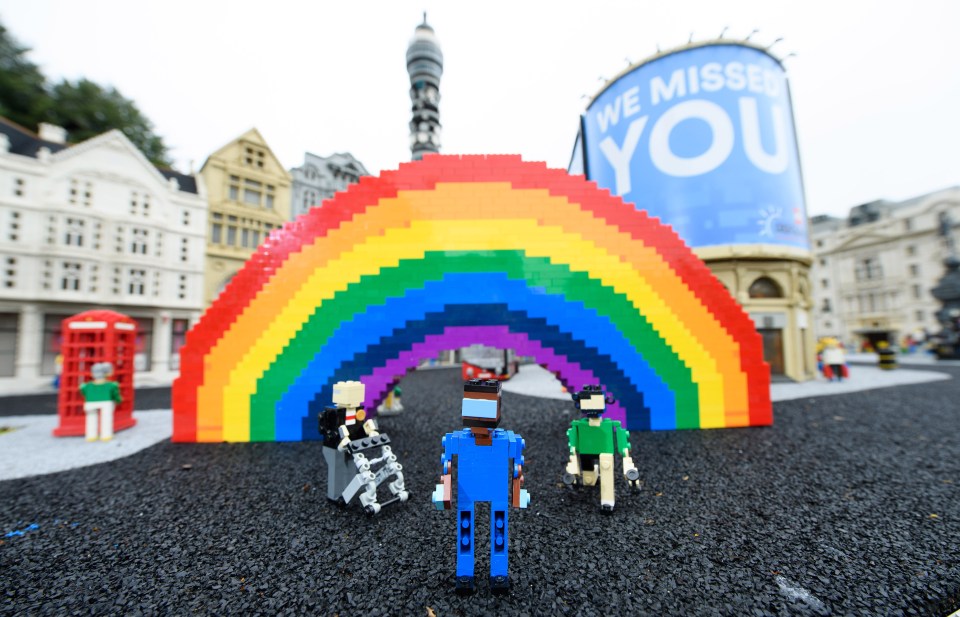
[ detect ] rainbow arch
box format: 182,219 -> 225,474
173,155 -> 771,442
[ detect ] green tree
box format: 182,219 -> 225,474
0,23 -> 49,129
48,78 -> 172,167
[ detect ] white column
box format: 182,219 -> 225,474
16,303 -> 42,379
152,312 -> 172,374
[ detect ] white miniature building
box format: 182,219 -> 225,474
0,117 -> 207,389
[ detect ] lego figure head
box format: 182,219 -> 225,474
572,385 -> 615,418
332,380 -> 366,423
91,362 -> 113,382
461,379 -> 501,430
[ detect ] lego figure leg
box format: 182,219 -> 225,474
83,403 -> 100,441
322,446 -> 354,502
598,453 -> 615,511
489,501 -> 510,592
455,501 -> 476,593
99,401 -> 115,441
581,455 -> 599,487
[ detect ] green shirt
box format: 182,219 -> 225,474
567,417 -> 630,456
80,381 -> 122,404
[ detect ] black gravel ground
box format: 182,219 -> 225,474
1,366 -> 959,616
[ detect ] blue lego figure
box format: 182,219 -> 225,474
432,379 -> 530,595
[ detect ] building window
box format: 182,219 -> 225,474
64,217 -> 85,247
244,147 -> 265,168
229,175 -> 240,201
180,237 -> 189,262
821,298 -> 831,313
2,257 -> 16,288
115,226 -> 125,254
178,274 -> 188,300
916,310 -> 924,321
818,258 -> 826,267
909,264 -> 920,277
855,257 -> 882,281
61,262 -> 82,291
128,269 -> 146,295
904,218 -> 913,231
13,177 -> 24,197
182,210 -> 190,227
816,239 -> 824,248
243,179 -> 262,206
130,228 -> 149,255
69,179 -> 78,205
820,278 -> 828,290
112,267 -> 121,295
906,245 -> 916,256
89,264 -> 98,293
7,211 -> 20,241
152,271 -> 161,297
265,186 -> 275,209
83,182 -> 92,207
748,277 -> 783,299
42,260 -> 52,290
0,312 -> 17,377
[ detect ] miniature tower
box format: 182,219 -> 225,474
406,13 -> 443,160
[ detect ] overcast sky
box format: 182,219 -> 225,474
1,0 -> 957,217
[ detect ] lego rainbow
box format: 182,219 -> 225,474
173,155 -> 771,442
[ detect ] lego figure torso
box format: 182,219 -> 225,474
441,428 -> 522,503
567,417 -> 630,457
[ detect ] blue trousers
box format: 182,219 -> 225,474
456,500 -> 509,578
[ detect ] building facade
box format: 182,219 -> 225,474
200,128 -> 291,305
0,118 -> 207,389
696,245 -> 816,381
289,152 -> 368,219
810,187 -> 960,349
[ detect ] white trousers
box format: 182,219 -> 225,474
83,401 -> 115,441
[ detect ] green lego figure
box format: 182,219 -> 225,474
79,362 -> 122,442
563,385 -> 639,512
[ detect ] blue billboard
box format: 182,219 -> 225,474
580,43 -> 809,250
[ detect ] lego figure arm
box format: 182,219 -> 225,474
337,425 -> 351,451
432,433 -> 457,510
613,420 -> 640,487
563,424 -> 581,483
363,418 -> 379,437
110,382 -> 122,404
508,433 -> 530,509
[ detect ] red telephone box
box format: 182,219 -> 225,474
53,310 -> 137,437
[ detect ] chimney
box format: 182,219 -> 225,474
38,123 -> 67,144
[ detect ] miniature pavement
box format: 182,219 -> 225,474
1,355 -> 959,615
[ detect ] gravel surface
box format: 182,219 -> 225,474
2,366 -> 958,615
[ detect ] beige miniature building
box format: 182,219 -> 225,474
697,245 -> 817,382
200,129 -> 292,305
810,187 -> 960,349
